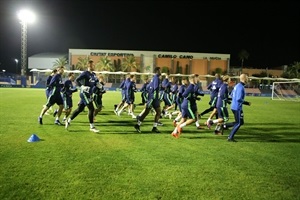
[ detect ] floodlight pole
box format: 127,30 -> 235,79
18,9 -> 35,86
20,21 -> 27,77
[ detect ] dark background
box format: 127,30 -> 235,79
0,0 -> 299,73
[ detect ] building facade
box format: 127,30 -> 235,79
69,49 -> 231,75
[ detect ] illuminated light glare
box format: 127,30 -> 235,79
17,9 -> 36,23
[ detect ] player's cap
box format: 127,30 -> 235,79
88,59 -> 94,63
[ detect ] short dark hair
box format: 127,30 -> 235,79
130,74 -> 135,79
154,67 -> 160,73
58,66 -> 64,69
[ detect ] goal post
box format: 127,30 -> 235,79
271,81 -> 300,101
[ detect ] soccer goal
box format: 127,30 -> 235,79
271,81 -> 300,101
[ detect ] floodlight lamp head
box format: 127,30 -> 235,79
17,9 -> 36,23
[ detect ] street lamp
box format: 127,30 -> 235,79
17,9 -> 35,85
15,59 -> 18,74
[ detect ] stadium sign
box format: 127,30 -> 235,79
158,54 -> 194,59
90,52 -> 134,57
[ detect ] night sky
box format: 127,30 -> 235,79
0,0 -> 299,73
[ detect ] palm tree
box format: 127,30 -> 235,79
282,61 -> 300,79
122,55 -> 138,72
95,56 -> 113,71
53,57 -> 68,68
50,57 -> 68,78
238,49 -> 250,69
75,56 -> 91,70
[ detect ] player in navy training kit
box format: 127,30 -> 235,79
114,74 -> 128,115
162,76 -> 178,119
161,75 -> 172,117
172,77 -> 189,126
199,73 -> 222,122
117,74 -> 137,118
44,69 -> 57,115
38,66 -> 64,125
206,75 -> 231,135
65,60 -> 100,133
93,75 -> 106,120
61,72 -> 78,122
171,75 -> 198,138
134,67 -> 162,133
193,74 -> 205,129
140,77 -> 150,105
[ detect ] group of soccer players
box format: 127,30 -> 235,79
113,67 -> 213,135
113,67 -> 250,142
38,59 -> 106,133
38,63 -> 250,141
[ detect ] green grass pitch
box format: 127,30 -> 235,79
0,88 -> 299,200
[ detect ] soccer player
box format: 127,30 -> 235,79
44,69 -> 57,115
172,77 -> 189,127
134,67 -> 162,133
93,74 -> 106,119
61,72 -> 78,122
227,74 -> 251,142
161,75 -> 175,118
38,66 -> 64,125
170,78 -> 179,110
137,75 -> 156,117
114,74 -> 129,115
139,77 -> 150,105
117,74 -> 137,118
206,75 -> 231,135
171,75 -> 198,138
193,74 -> 205,129
199,73 -> 222,125
65,59 -> 100,133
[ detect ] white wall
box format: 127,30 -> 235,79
28,57 -> 57,69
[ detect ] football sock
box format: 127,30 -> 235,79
180,122 -> 187,128
173,127 -> 178,133
175,115 -> 181,122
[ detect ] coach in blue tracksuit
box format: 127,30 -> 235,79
227,74 -> 251,142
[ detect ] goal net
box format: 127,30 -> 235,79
271,81 -> 300,101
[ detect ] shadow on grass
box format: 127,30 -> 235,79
184,122 -> 300,143
62,121 -> 300,143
